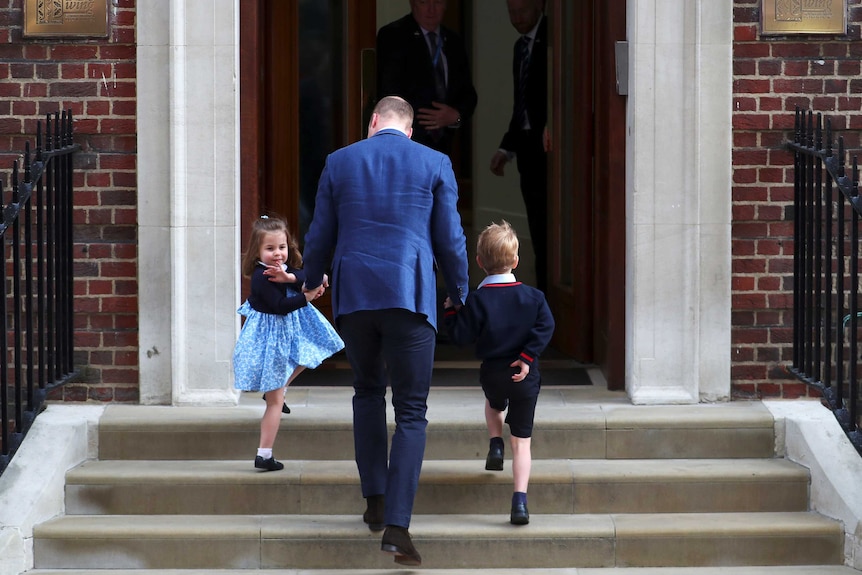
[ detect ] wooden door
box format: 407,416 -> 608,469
547,0 -> 595,361
240,0 -> 377,316
547,0 -> 626,389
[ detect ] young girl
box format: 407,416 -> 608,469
233,215 -> 344,471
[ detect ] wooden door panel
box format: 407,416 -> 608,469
547,0 -> 594,361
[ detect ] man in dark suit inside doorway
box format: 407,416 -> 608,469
376,0 -> 478,156
490,0 -> 548,293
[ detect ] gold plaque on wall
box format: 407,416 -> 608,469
24,0 -> 109,38
762,0 -> 847,35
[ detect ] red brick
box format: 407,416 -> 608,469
50,46 -> 99,60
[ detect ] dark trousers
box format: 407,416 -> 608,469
338,308 -> 436,529
516,128 -> 548,293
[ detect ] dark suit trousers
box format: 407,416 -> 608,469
338,308 -> 436,529
515,128 -> 548,293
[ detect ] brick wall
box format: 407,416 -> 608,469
0,0 -> 138,402
732,0 -> 862,398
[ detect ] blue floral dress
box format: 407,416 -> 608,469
233,265 -> 344,393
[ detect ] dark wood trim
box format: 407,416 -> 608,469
593,0 -> 627,390
238,0 -> 265,301
263,1 -> 300,227
548,1 -> 595,362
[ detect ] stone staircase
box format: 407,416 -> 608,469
24,385 -> 856,574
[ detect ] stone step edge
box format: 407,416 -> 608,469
34,511 -> 841,540
24,567 -> 862,575
65,458 -> 810,486
96,402 -> 776,432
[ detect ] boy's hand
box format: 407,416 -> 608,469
443,296 -> 453,309
510,359 -> 530,382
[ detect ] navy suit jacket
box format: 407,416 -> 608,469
376,14 -> 478,153
303,129 -> 469,331
499,16 -> 548,153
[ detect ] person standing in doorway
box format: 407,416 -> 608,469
302,96 -> 469,567
376,0 -> 478,156
489,0 -> 548,293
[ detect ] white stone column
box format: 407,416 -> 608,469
137,0 -> 240,405
625,0 -> 732,403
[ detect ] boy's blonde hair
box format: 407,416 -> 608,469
477,220 -> 519,274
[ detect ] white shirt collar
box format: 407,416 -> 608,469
478,273 -> 517,289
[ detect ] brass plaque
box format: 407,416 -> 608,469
24,0 -> 109,38
762,0 -> 846,35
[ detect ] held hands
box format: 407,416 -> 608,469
302,274 -> 329,301
303,284 -> 325,303
510,359 -> 530,382
417,102 -> 459,132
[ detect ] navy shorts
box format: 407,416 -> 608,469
479,358 -> 541,438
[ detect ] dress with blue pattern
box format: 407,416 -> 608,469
233,265 -> 344,393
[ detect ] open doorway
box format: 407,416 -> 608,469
239,0 -> 626,388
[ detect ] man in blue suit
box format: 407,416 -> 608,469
303,95 -> 469,567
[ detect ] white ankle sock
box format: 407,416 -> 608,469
257,448 -> 273,459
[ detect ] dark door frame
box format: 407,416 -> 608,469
238,0 -> 627,390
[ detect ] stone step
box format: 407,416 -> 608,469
64,458 -> 810,516
32,512 -> 843,570
95,388 -> 776,461
25,568 -> 862,575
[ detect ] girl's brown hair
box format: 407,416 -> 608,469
241,215 -> 303,278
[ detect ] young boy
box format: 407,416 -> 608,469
443,220 -> 555,525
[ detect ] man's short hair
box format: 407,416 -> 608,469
477,220 -> 519,274
373,95 -> 414,124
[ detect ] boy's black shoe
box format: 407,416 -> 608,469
381,525 -> 421,566
363,494 -> 385,531
485,439 -> 504,471
261,393 -> 290,414
254,456 -> 284,471
510,501 -> 530,525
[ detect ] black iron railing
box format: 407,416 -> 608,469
787,107 -> 862,455
0,111 -> 79,475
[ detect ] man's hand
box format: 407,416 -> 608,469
490,150 -> 510,177
417,102 -> 459,131
509,359 -> 530,382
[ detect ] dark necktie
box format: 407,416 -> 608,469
427,31 -> 446,141
514,35 -> 531,127
428,31 -> 447,101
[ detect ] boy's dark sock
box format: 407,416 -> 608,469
490,436 -> 504,448
512,491 -> 527,506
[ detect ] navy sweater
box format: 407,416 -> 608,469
444,281 -> 555,366
247,265 -> 308,316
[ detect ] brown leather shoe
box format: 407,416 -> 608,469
363,495 -> 385,532
381,525 -> 421,566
